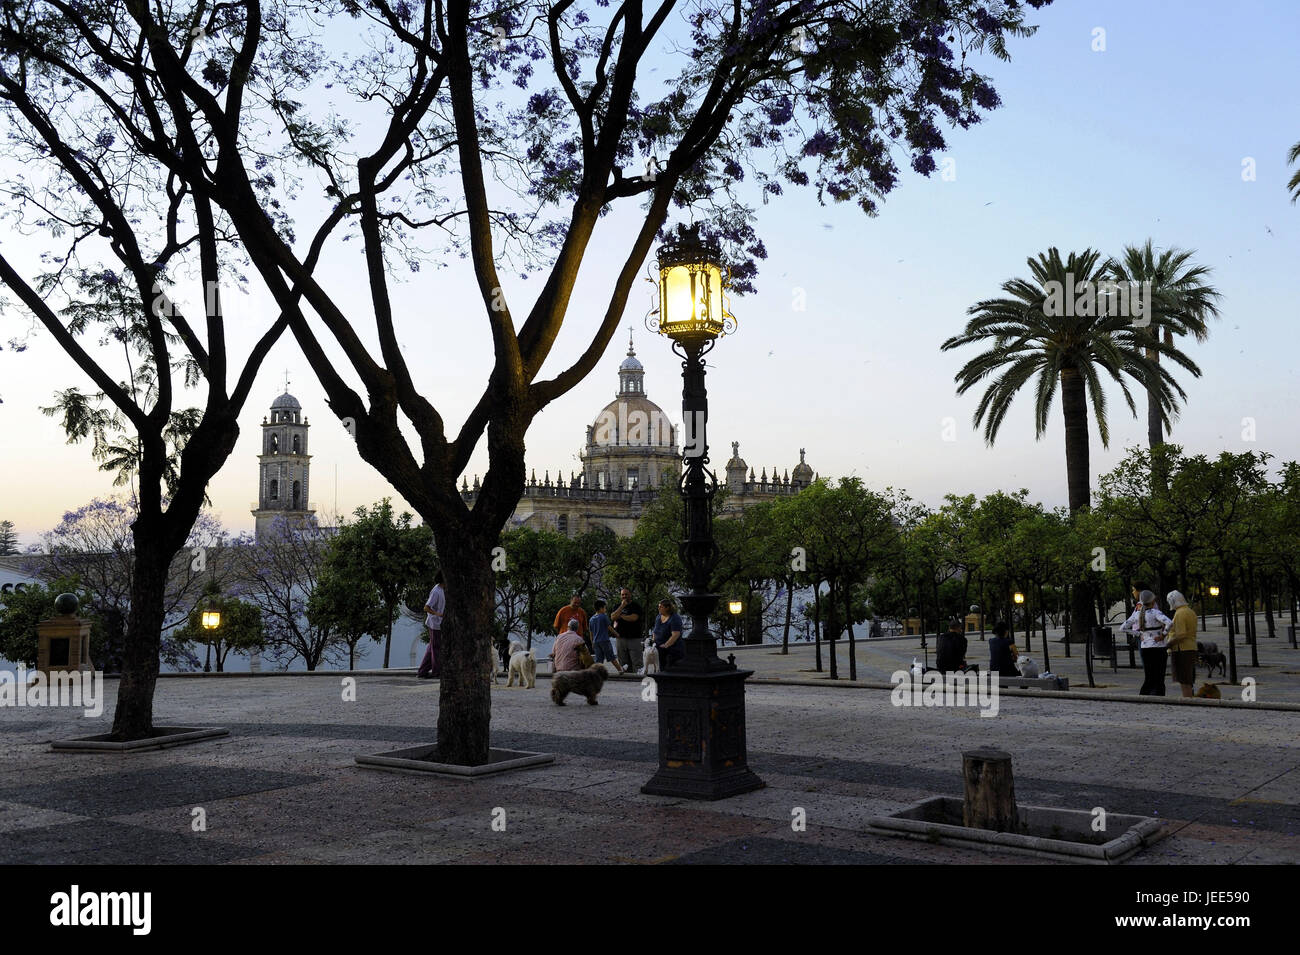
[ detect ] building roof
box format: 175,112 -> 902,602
271,392 -> 302,411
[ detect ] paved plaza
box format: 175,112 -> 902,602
2,641 -> 1297,865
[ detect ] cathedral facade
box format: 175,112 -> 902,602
459,335 -> 816,537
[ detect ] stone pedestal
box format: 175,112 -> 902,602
903,617 -> 922,636
36,614 -> 93,676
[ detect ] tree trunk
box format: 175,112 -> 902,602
1060,366 -> 1096,642
383,613 -> 394,669
962,748 -> 1019,833
1146,337 -> 1164,451
1038,583 -> 1050,672
826,580 -> 839,680
845,586 -> 856,681
813,583 -> 822,672
782,577 -> 793,655
435,531 -> 496,765
111,549 -> 168,741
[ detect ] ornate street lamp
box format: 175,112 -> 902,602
201,603 -> 221,674
642,229 -> 762,800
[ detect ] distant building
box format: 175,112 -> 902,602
251,389 -> 316,541
459,333 -> 816,536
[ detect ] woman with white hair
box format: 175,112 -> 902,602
1124,590 -> 1171,696
1164,590 -> 1199,698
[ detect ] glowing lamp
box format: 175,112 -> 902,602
1013,592 -> 1025,605
1208,585 -> 1220,597
729,600 -> 744,615
653,234 -> 736,344
201,608 -> 221,630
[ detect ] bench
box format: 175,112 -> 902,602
998,675 -> 1070,691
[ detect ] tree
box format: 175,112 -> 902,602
175,588 -> 264,672
1289,140 -> 1300,203
0,520 -> 18,556
941,247 -> 1200,642
307,567 -> 389,670
0,5 -> 317,737
499,526 -> 576,648
4,1 -> 1051,763
325,500 -> 437,668
236,516 -> 343,671
1106,242 -> 1220,454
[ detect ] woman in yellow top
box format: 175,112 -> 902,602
1164,591 -> 1198,698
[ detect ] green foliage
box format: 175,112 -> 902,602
307,568 -> 389,671
0,520 -> 18,555
0,575 -> 101,667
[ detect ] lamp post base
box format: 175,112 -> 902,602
641,665 -> 765,800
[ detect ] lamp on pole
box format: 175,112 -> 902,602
641,228 -> 763,800
201,602 -> 222,673
728,599 -> 743,646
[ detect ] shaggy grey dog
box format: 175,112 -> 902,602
551,665 -> 609,706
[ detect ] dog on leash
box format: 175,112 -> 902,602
507,648 -> 537,688
639,637 -> 659,675
551,664 -> 608,705
1016,656 -> 1040,679
1197,641 -> 1227,678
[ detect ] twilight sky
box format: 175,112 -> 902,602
2,0 -> 1298,544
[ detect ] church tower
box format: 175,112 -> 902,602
252,387 -> 314,541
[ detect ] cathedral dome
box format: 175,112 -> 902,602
591,395 -> 675,448
619,353 -> 644,373
792,448 -> 814,485
272,391 -> 302,411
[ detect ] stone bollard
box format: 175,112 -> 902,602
962,747 -> 1020,833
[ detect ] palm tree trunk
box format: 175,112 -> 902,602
1146,336 -> 1164,450
1061,366 -> 1097,642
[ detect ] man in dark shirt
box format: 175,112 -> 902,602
987,621 -> 1019,676
934,617 -> 969,673
609,587 -> 643,675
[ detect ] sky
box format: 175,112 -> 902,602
2,0 -> 1299,544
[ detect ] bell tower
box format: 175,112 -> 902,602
252,384 -> 314,541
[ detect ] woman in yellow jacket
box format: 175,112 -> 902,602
1165,590 -> 1198,698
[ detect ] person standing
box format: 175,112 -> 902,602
652,599 -> 684,670
610,587 -> 643,674
553,594 -> 589,648
417,571 -> 445,679
589,598 -> 623,674
1165,590 -> 1198,698
1124,589 -> 1171,696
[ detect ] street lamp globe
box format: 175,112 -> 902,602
1013,592 -> 1025,605
728,600 -> 743,615
651,232 -> 736,344
201,608 -> 222,630
1208,585 -> 1220,597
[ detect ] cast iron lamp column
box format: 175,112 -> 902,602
641,231 -> 764,800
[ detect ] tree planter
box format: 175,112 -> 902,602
355,746 -> 553,779
869,796 -> 1167,864
50,727 -> 229,753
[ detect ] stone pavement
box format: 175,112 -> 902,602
1,667 -> 1296,865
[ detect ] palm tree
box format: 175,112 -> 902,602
941,247 -> 1201,637
1107,241 -> 1220,451
1288,140 -> 1300,203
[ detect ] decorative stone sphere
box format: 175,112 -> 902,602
54,593 -> 79,616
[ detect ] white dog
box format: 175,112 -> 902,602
486,638 -> 500,684
507,648 -> 538,688
1016,656 -> 1040,679
639,637 -> 659,675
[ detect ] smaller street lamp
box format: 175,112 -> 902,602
201,603 -> 221,673
728,600 -> 743,646
1208,585 -> 1220,597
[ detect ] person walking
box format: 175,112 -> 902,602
589,598 -> 624,674
553,594 -> 589,649
417,571 -> 445,679
1124,589 -> 1171,696
609,587 -> 643,674
1165,590 -> 1198,698
652,599 -> 684,670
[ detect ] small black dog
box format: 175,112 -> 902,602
551,665 -> 609,706
1197,641 -> 1227,678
